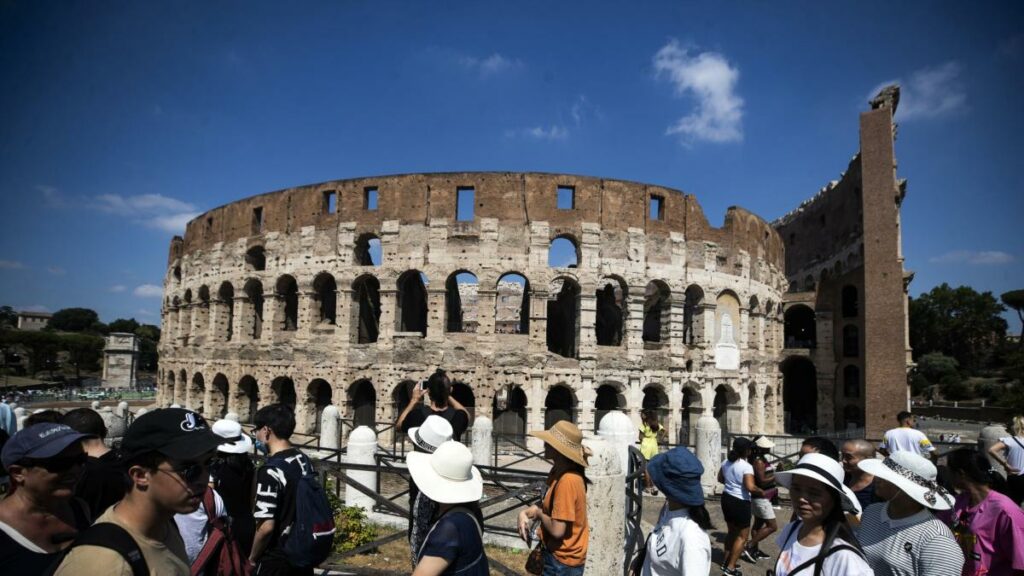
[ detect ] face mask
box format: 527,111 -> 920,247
254,439 -> 269,455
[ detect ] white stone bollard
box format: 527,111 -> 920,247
597,411 -> 637,476
320,406 -> 341,451
696,414 -> 722,494
135,408 -> 148,418
14,407 -> 27,431
91,401 -> 100,411
345,426 -> 378,512
471,416 -> 493,467
117,401 -> 129,419
224,412 -> 239,422
582,437 -> 626,576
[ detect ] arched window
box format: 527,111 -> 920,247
544,385 -> 577,428
546,278 -> 580,358
452,381 -> 475,422
445,271 -> 478,333
396,271 -> 428,336
642,281 -> 671,344
243,279 -> 264,339
594,383 -> 627,432
352,275 -> 381,343
271,377 -> 296,407
354,233 -> 382,266
842,285 -> 858,318
595,277 -> 626,346
307,379 -> 333,433
548,235 -> 579,268
683,285 -> 704,345
218,282 -> 235,341
348,380 -> 376,428
211,374 -> 229,419
843,365 -> 860,398
784,305 -> 816,348
245,246 -> 266,271
496,273 -> 529,334
237,376 -> 259,423
275,275 -> 299,331
843,325 -> 859,357
313,273 -> 337,325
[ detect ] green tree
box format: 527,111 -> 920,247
135,324 -> 161,372
0,305 -> 16,329
0,330 -> 62,376
107,318 -> 140,334
939,372 -> 969,401
49,308 -> 103,333
1001,290 -> 1024,346
916,352 -> 959,384
61,333 -> 104,381
909,284 -> 1007,372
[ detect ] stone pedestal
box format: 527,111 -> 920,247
696,414 -> 722,493
581,437 -> 625,576
320,405 -> 341,451
345,426 -> 378,512
471,416 -> 492,467
596,411 -> 637,476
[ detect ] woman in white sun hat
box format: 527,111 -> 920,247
407,440 -> 488,576
854,451 -> 962,576
772,452 -> 873,576
208,418 -> 256,556
408,415 -> 454,569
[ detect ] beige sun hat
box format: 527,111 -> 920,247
858,451 -> 954,510
406,440 -> 483,504
529,420 -> 591,467
754,435 -> 775,450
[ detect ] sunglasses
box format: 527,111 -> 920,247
20,453 -> 88,473
161,460 -> 209,485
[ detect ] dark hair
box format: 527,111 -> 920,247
123,450 -> 168,491
809,488 -> 863,575
254,403 -> 296,440
946,448 -> 993,485
728,439 -> 752,462
24,409 -> 63,427
689,504 -> 714,530
427,370 -> 450,406
897,411 -> 913,423
210,453 -> 255,491
62,408 -> 108,438
802,437 -> 840,461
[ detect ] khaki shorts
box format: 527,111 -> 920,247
752,497 -> 776,520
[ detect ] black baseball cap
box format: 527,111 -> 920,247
732,436 -> 753,452
121,408 -> 225,461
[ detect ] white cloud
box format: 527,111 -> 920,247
570,95 -> 602,126
133,284 -> 164,298
653,40 -> 744,144
147,212 -> 201,233
0,260 -> 25,269
504,125 -> 569,141
869,62 -> 966,121
92,193 -> 199,234
110,285 -> 127,293
47,266 -> 66,276
137,309 -> 156,317
460,53 -> 522,77
929,250 -> 1014,265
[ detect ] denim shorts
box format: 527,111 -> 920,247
543,549 -> 585,576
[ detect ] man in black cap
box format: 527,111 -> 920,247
53,408 -> 228,576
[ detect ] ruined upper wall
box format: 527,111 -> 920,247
172,172 -> 784,269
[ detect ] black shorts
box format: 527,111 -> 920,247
721,493 -> 752,526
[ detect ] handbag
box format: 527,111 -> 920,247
525,478 -> 560,575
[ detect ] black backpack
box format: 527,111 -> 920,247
46,522 -> 148,576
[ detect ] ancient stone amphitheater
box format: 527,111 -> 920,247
157,172 -> 788,443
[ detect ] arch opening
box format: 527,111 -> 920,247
396,271 -> 428,336
245,246 -> 266,271
348,379 -> 376,428
313,273 -> 337,325
275,275 -> 299,331
237,376 -> 259,424
307,379 -> 333,433
354,234 -> 382,267
496,273 -> 529,335
642,281 -> 672,344
218,282 -> 235,341
493,385 -> 527,439
683,285 -> 705,346
352,275 -> 381,343
548,236 -> 579,268
784,305 -> 816,348
210,373 -> 229,419
782,356 -> 817,434
595,277 -> 625,347
594,383 -> 626,432
445,271 -> 479,333
271,376 -> 296,408
546,278 -> 580,359
243,279 -> 264,339
544,385 -> 577,428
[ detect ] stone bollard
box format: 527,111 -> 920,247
980,424 -> 1010,479
696,414 -> 722,494
117,401 -> 129,419
320,406 -> 341,451
224,412 -> 239,422
581,437 -> 626,576
471,416 -> 493,467
14,407 -> 27,431
597,411 -> 637,476
91,401 -> 100,411
345,426 -> 378,512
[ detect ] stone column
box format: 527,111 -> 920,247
471,416 -> 492,467
626,291 -> 645,364
596,411 -> 636,476
320,405 -> 341,451
297,290 -> 316,338
581,437 -> 625,576
578,291 -> 597,360
696,413 -> 722,493
233,295 -> 251,342
426,287 -> 445,343
701,303 -> 716,348
739,307 -> 750,349
378,288 -> 397,349
345,426 -> 378,511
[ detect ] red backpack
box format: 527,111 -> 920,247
191,489 -> 252,576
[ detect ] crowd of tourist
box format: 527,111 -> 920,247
0,383 -> 1022,576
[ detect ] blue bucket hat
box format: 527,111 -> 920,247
1,423 -> 94,469
646,446 -> 704,506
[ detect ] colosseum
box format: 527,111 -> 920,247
157,86 -> 911,444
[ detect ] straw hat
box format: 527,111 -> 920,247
858,452 -> 954,510
406,441 -> 483,504
774,453 -> 862,516
754,435 -> 775,450
529,420 -> 591,467
408,415 -> 453,453
211,418 -> 251,454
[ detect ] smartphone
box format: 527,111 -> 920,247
419,381 -> 427,391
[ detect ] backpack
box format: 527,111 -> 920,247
45,522 -> 149,576
191,489 -> 252,576
266,450 -> 336,568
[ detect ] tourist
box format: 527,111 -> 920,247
939,448 -> 1024,575
517,420 -> 591,576
747,435 -> 778,563
855,451 -> 962,576
397,369 -> 471,442
54,408 -> 225,575
209,418 -> 257,557
879,411 -> 936,462
250,403 -> 316,575
801,436 -> 840,461
987,415 -> 1024,505
24,409 -> 64,428
0,423 -> 93,573
638,446 -> 712,576
174,482 -> 227,569
773,452 -> 873,576
717,436 -> 764,575
638,410 -> 666,494
61,407 -> 126,517
842,439 -> 880,511
408,415 -> 454,569
407,440 -> 488,575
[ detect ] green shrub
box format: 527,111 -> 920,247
940,373 -> 969,401
333,505 -> 379,554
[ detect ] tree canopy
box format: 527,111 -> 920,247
0,305 -> 16,329
107,318 -> 140,334
49,307 -> 104,333
1002,289 -> 1024,344
909,283 -> 1007,371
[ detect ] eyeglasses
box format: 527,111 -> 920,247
160,460 -> 208,485
19,453 -> 88,473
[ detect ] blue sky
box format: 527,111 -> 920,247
1,1 -> 1021,333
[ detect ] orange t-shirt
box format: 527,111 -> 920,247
542,472 -> 589,567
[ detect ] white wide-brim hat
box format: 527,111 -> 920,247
211,418 -> 252,454
858,452 -> 954,511
408,414 -> 454,453
407,440 -> 483,504
754,436 -> 775,450
775,453 -> 862,516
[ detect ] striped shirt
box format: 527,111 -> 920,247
856,502 -> 963,576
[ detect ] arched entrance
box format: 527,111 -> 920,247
781,356 -> 818,433
452,381 -> 475,421
188,373 -> 205,413
237,376 -> 259,423
545,385 -> 577,428
641,385 -> 669,428
307,379 -> 333,433
348,379 -> 376,428
392,380 -> 415,422
680,386 -> 702,445
594,383 -> 626,432
784,305 -> 816,348
547,278 -> 580,358
493,386 -> 527,438
271,377 -> 297,408
210,374 -> 229,419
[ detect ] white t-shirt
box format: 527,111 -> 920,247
174,489 -> 227,565
774,521 -> 874,576
640,504 -> 711,576
881,427 -> 935,457
721,458 -> 754,500
999,436 -> 1024,475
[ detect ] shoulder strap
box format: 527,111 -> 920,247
786,542 -> 863,576
203,489 -> 217,524
61,523 -> 149,576
1011,436 -> 1024,451
545,477 -> 561,513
